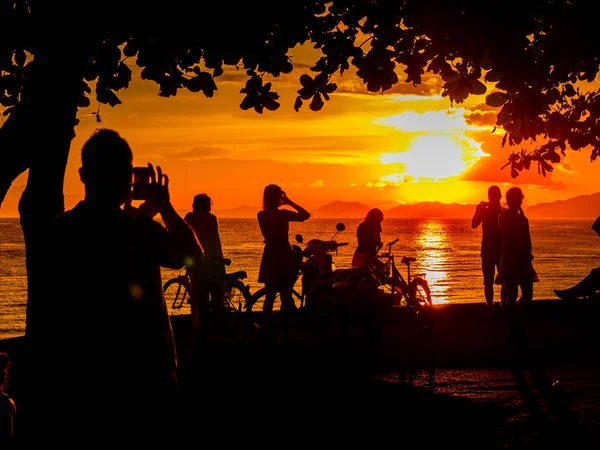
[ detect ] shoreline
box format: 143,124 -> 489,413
2,298 -> 600,447
3,298 -> 599,365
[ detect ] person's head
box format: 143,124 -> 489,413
488,185 -> 502,203
192,193 -> 212,213
365,208 -> 384,224
79,128 -> 133,206
262,184 -> 283,210
506,186 -> 524,209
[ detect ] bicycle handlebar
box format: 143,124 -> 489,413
387,238 -> 399,247
213,257 -> 232,266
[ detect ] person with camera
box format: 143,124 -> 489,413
257,185 -> 310,328
33,128 -> 203,445
471,185 -> 506,307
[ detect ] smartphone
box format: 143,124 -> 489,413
132,167 -> 151,200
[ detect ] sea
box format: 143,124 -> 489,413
3,216 -> 600,438
2,216 -> 600,340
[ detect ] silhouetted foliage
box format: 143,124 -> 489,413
1,0 -> 600,180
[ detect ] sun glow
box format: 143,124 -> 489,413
380,134 -> 485,180
416,220 -> 450,305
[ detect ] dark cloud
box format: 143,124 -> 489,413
335,71 -> 444,97
464,109 -> 497,127
459,134 -> 563,186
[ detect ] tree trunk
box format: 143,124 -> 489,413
0,103 -> 33,206
13,50 -> 84,339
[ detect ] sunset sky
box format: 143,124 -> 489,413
2,43 -> 600,217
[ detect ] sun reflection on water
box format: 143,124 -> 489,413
415,220 -> 450,305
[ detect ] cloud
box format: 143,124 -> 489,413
309,179 -> 324,187
335,71 -> 444,97
464,106 -> 498,128
162,144 -> 231,161
459,134 -> 561,186
375,108 -> 480,132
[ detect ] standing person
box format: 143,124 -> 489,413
352,208 -> 384,270
0,352 -> 16,447
257,185 -> 310,322
184,193 -> 226,328
471,186 -> 507,307
497,186 -> 537,311
34,128 -> 203,445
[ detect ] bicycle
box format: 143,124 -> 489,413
163,257 -> 253,317
375,238 -> 433,309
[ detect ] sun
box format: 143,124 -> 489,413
380,134 -> 480,180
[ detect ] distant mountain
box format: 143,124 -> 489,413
385,201 -> 475,218
310,200 -> 372,218
525,192 -> 600,219
212,205 -> 260,218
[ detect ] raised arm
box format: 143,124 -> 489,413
471,203 -> 484,229
281,192 -> 310,222
144,164 -> 203,269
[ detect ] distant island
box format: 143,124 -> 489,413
210,192 -> 600,219
524,192 -> 600,219
310,200 -> 372,218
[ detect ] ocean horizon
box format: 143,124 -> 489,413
2,216 -> 600,340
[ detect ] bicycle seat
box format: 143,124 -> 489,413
225,270 -> 247,281
401,256 -> 416,264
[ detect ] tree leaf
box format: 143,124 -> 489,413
323,82 -> 337,94
486,91 -> 509,107
300,74 -> 314,88
309,93 -> 324,111
14,49 -> 26,68
469,79 -> 487,96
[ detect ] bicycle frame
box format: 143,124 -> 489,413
377,239 -> 413,304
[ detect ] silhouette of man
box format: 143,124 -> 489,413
471,185 -> 506,306
33,128 -> 203,445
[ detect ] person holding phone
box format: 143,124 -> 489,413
35,128 -> 203,446
257,185 -> 310,323
471,185 -> 506,307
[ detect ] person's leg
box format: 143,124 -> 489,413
495,257 -> 507,307
555,267 -> 600,299
482,256 -> 495,306
518,281 -> 534,307
262,285 -> 276,314
505,282 -> 519,311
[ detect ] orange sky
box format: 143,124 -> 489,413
2,44 -> 599,217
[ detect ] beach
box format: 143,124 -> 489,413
3,300 -> 600,447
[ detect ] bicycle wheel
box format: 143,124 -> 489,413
223,280 -> 252,313
163,277 -> 191,315
409,277 -> 433,307
246,287 -> 302,313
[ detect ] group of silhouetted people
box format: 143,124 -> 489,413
472,185 -> 538,310
5,127 -> 588,445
